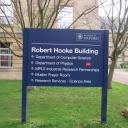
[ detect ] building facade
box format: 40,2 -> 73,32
0,0 -> 99,80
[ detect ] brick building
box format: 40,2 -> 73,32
0,0 -> 99,80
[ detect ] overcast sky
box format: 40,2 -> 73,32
98,0 -> 128,17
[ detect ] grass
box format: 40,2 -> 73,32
0,80 -> 128,128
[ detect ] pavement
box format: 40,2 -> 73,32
113,69 -> 128,85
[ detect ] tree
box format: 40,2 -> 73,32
0,0 -> 99,57
99,0 -> 128,88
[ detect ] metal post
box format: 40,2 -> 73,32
101,84 -> 108,123
22,85 -> 27,123
101,30 -> 108,123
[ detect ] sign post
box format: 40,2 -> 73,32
22,85 -> 27,123
22,29 -> 108,123
101,32 -> 108,122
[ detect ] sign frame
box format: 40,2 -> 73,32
22,28 -> 108,123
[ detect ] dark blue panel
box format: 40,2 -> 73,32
23,29 -> 108,87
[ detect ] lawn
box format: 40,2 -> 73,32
0,80 -> 128,128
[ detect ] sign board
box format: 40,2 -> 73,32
22,29 -> 108,123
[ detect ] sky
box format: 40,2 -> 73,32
98,0 -> 128,17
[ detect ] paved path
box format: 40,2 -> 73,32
113,69 -> 128,85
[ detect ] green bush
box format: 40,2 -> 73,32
120,62 -> 128,69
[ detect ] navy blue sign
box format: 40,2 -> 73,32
22,29 -> 108,123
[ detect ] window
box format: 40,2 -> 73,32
58,7 -> 73,28
0,0 -> 13,24
0,43 -> 12,68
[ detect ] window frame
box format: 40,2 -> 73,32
57,6 -> 73,28
0,0 -> 13,25
0,43 -> 13,68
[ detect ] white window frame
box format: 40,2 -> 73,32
57,6 -> 73,28
0,0 -> 13,25
0,47 -> 12,68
